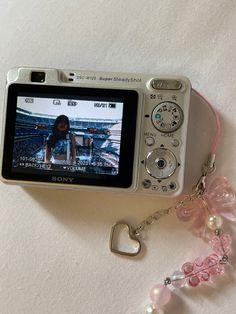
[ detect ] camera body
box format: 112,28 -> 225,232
1,67 -> 191,196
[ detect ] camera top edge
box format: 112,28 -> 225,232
6,67 -> 191,92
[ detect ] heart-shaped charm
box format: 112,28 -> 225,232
110,222 -> 141,257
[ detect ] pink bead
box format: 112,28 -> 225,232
204,253 -> 219,267
220,234 -> 232,254
209,264 -> 225,276
200,271 -> 210,282
176,202 -> 195,221
209,234 -> 232,255
204,253 -> 224,276
150,284 -> 171,307
182,262 -> 194,275
176,198 -> 204,222
194,258 -> 204,270
176,197 -> 208,237
188,275 -> 200,287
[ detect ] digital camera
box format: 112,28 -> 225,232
0,67 -> 191,196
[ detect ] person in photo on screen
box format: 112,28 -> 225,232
45,115 -> 76,165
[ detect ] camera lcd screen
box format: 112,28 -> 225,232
13,96 -> 123,176
2,84 -> 138,188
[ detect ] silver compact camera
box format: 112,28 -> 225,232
0,67 -> 191,196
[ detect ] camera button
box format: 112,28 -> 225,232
169,182 -> 177,190
150,79 -> 182,90
162,186 -> 168,192
151,101 -> 184,133
145,148 -> 177,179
145,136 -> 155,146
155,158 -> 166,169
152,185 -> 158,191
172,139 -> 180,147
142,179 -> 152,189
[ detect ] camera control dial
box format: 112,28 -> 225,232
151,101 -> 183,133
145,148 -> 177,179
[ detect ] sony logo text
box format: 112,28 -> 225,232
52,176 -> 75,183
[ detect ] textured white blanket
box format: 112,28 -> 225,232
0,1 -> 235,313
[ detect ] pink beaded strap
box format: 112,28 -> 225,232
146,176 -> 235,313
148,233 -> 232,312
144,90 -> 235,313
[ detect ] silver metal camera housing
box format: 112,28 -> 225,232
1,67 -> 191,196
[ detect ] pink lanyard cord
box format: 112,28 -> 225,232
192,88 -> 221,154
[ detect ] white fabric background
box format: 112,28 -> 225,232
0,1 -> 236,313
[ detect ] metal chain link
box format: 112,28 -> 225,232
132,192 -> 199,236
132,207 -> 174,236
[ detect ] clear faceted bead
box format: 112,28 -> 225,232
171,271 -> 186,288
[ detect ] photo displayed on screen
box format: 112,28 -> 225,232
12,96 -> 124,175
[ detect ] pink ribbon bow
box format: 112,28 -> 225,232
176,176 -> 236,237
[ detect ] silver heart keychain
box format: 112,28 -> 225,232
110,222 -> 141,257
110,208 -> 174,257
